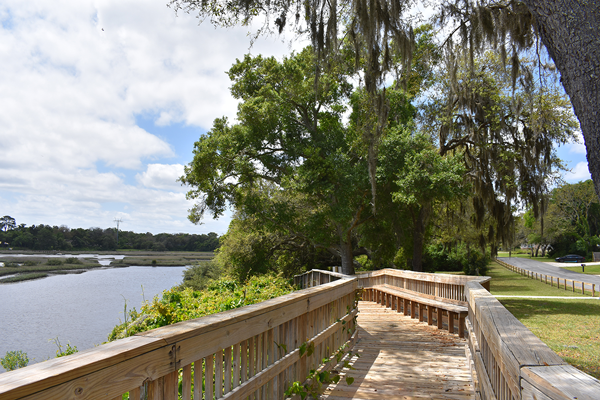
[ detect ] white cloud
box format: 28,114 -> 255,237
563,162 -> 591,183
136,164 -> 185,191
569,138 -> 587,156
0,0 -> 297,234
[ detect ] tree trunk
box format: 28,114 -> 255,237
411,205 -> 431,272
524,0 -> 600,199
339,239 -> 355,275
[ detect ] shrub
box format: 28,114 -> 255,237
108,274 -> 293,341
50,338 -> 78,358
46,259 -> 64,266
424,243 -> 490,276
1,350 -> 29,371
3,262 -> 20,268
182,261 -> 222,291
23,260 -> 38,266
64,257 -> 81,264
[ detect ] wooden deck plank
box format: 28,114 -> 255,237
322,301 -> 475,400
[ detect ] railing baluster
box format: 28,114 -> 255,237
205,354 -> 214,400
193,359 -> 203,400
232,343 -> 240,390
224,346 -> 232,395
182,363 -> 192,400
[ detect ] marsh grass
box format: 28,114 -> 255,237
113,253 -> 214,267
0,272 -> 48,283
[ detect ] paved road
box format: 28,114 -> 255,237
498,257 -> 600,294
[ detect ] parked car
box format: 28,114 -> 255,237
555,254 -> 585,263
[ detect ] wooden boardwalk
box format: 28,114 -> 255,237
322,301 -> 475,399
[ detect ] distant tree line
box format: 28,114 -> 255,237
0,218 -> 219,252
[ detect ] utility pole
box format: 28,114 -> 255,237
114,218 -> 123,249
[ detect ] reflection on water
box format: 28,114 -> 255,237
0,266 -> 186,372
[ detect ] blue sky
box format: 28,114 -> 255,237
0,0 -> 591,235
0,0 -> 300,234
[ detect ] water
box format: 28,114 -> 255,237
0,265 -> 187,371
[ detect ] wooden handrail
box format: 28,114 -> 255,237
293,269 -> 351,289
0,278 -> 358,400
4,267 -> 596,400
465,280 -> 600,399
357,268 -> 491,305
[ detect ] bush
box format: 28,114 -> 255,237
46,259 -> 64,266
182,262 -> 223,291
23,260 -> 38,266
51,338 -> 78,358
108,274 -> 293,341
424,244 -> 490,276
64,257 -> 81,264
3,262 -> 20,268
1,350 -> 29,371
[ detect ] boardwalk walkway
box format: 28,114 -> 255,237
323,301 -> 475,399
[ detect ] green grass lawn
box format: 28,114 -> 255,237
487,261 -> 588,297
561,264 -> 600,275
487,261 -> 600,379
496,250 -> 554,261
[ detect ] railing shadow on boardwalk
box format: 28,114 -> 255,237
1,268 -> 599,400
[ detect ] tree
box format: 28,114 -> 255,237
171,0 -> 600,202
376,128 -> 468,271
522,1 -> 600,200
181,49 -> 372,274
550,180 -> 600,256
0,216 -> 16,232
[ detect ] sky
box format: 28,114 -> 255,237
0,0 -> 591,236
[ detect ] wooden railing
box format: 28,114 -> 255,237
293,269 -> 350,289
496,258 -> 598,296
357,268 -> 491,305
465,280 -> 600,400
3,268 -> 599,400
0,278 -> 358,400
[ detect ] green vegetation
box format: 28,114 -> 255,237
182,261 -> 223,290
50,338 -> 79,358
0,259 -> 102,283
562,264 -> 600,275
0,252 -> 215,283
485,261 -> 600,378
0,350 -> 29,371
0,216 -> 219,252
179,25 -> 578,276
496,251 -> 554,260
107,273 -> 293,341
0,272 -> 49,283
501,298 -> 600,379
487,261 -> 586,297
110,253 -> 213,267
518,180 -> 600,260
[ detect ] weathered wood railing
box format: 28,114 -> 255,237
496,258 -> 598,296
293,269 -> 350,289
0,278 -> 358,400
4,268 -> 600,400
465,280 -> 600,400
357,268 -> 491,302
356,269 -> 491,337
